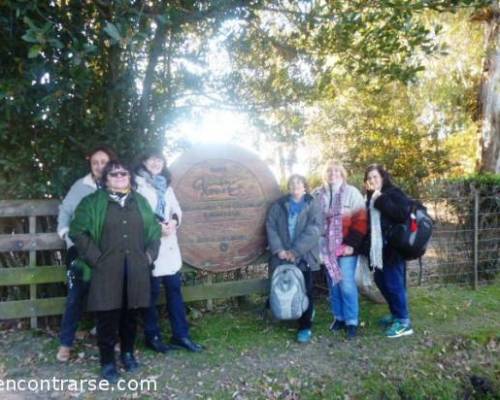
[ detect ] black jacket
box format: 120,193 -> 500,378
362,184 -> 411,266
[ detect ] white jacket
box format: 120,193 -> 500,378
136,176 -> 183,276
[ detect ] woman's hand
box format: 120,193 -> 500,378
161,221 -> 177,237
285,251 -> 296,262
278,250 -> 296,262
342,245 -> 354,256
278,250 -> 288,260
371,190 -> 382,201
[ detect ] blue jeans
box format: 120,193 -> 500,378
327,256 -> 359,326
143,273 -> 190,341
374,259 -> 410,325
59,247 -> 90,347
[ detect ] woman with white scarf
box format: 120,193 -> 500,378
136,150 -> 203,353
313,160 -> 367,339
363,164 -> 413,338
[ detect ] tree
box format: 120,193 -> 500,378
475,2 -> 500,172
0,0 -> 260,198
218,0 -> 490,189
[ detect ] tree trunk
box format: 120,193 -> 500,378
479,4 -> 500,173
137,19 -> 168,142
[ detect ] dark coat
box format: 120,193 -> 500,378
69,190 -> 161,312
362,184 -> 411,266
266,194 -> 322,271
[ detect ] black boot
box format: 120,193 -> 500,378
120,352 -> 139,372
170,337 -> 204,353
145,336 -> 174,353
101,363 -> 120,384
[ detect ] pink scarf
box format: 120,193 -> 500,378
320,184 -> 345,284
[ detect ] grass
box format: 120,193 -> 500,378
0,282 -> 498,399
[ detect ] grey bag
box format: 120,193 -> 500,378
269,264 -> 309,320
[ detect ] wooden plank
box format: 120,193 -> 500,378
0,264 -> 228,286
0,200 -> 60,217
0,233 -> 63,252
0,278 -> 269,319
0,297 -> 67,320
0,266 -> 66,286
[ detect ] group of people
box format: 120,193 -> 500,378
56,147 -> 202,384
266,160 -> 414,344
56,148 -> 414,383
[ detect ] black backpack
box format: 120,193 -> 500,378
387,200 -> 433,260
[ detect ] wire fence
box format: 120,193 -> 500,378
0,183 -> 498,306
406,186 -> 499,287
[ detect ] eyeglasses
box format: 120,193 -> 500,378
108,171 -> 129,178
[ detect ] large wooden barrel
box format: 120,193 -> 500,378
170,144 -> 281,272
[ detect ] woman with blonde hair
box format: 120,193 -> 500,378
313,160 -> 367,339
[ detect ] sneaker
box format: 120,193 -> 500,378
296,329 -> 312,343
56,345 -> 71,362
378,314 -> 395,327
386,321 -> 414,338
346,325 -> 357,339
329,320 -> 345,333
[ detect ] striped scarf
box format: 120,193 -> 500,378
320,184 -> 344,284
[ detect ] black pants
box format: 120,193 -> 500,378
298,268 -> 314,330
95,269 -> 141,366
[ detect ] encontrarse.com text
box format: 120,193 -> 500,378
0,377 -> 157,393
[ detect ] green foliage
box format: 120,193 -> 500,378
453,172 -> 500,187
0,1 -> 491,198
0,0 -> 261,199
221,4 -> 487,191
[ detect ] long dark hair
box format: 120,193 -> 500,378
135,149 -> 172,185
101,160 -> 136,190
364,164 -> 394,191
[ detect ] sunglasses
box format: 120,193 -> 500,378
108,171 -> 129,178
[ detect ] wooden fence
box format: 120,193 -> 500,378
0,200 -> 269,329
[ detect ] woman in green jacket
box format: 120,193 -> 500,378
70,160 -> 161,383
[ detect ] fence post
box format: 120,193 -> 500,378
473,186 -> 479,290
29,216 -> 38,328
206,273 -> 214,311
